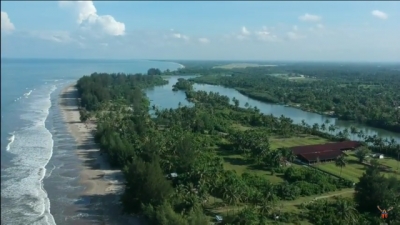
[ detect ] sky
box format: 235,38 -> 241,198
1,1 -> 399,62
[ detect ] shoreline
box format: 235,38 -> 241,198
192,81 -> 399,134
59,84 -> 143,225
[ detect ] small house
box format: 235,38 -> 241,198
371,154 -> 384,159
166,173 -> 178,179
215,215 -> 223,223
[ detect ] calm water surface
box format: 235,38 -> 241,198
145,76 -> 400,143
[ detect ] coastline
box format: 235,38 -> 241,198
59,84 -> 143,225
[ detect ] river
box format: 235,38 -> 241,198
145,76 -> 400,144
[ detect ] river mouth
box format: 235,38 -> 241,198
146,76 -> 400,143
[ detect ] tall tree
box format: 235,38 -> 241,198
335,154 -> 347,177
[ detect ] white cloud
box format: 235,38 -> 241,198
230,26 -> 280,42
1,11 -> 15,33
235,26 -> 252,40
371,10 -> 388,20
287,31 -> 305,40
172,32 -> 189,41
293,25 -> 298,31
255,27 -> 279,42
299,13 -> 321,22
198,37 -> 210,44
59,1 -> 125,36
241,26 -> 251,35
316,24 -> 324,29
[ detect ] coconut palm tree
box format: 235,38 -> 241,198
396,144 -> 400,171
320,123 -> 326,132
335,154 -> 347,177
335,198 -> 359,224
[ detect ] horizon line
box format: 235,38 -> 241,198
1,57 -> 399,64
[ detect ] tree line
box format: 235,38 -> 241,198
187,64 -> 400,133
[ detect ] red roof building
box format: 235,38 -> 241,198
291,141 -> 362,163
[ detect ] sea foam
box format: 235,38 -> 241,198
1,84 -> 57,225
6,132 -> 15,151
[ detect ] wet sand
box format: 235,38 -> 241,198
59,84 -> 143,225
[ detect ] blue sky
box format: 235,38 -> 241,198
1,1 -> 399,61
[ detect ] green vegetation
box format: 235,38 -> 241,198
172,78 -> 193,91
76,71 -> 400,225
147,68 -> 162,75
186,63 -> 400,133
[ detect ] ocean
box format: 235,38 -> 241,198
0,59 -> 181,225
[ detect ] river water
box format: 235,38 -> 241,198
145,76 -> 400,144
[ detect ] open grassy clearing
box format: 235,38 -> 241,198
217,149 -> 288,184
228,124 -> 330,149
213,63 -> 277,69
267,73 -> 317,82
379,157 -> 400,172
281,188 -> 355,209
316,160 -> 364,182
207,188 -> 354,224
316,153 -> 400,182
269,135 -> 329,150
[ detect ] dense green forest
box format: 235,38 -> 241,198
172,78 -> 193,91
175,63 -> 400,133
75,72 -> 399,225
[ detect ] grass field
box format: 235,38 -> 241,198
316,152 -> 400,182
375,156 -> 400,172
213,63 -> 277,69
316,160 -> 364,182
269,135 -> 329,149
229,124 -> 330,149
218,149 -> 287,184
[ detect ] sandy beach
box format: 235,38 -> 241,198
59,84 -> 143,225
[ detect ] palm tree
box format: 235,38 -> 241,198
350,126 -> 358,135
335,154 -> 347,177
320,123 -> 326,132
335,198 -> 359,224
396,144 -> 400,171
328,124 -> 334,132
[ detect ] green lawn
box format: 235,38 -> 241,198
316,160 -> 365,182
270,135 -> 329,150
375,156 -> 400,172
218,150 -> 286,184
316,153 -> 400,182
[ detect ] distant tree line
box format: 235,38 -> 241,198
189,65 -> 400,133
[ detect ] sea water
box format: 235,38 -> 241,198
1,58 -> 181,225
